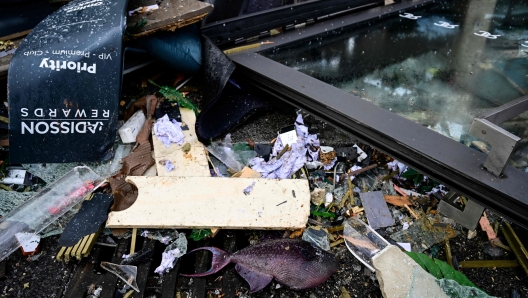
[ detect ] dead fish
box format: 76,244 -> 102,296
180,238 -> 338,292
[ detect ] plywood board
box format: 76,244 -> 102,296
126,0 -> 213,37
106,176 -> 310,229
153,108 -> 210,177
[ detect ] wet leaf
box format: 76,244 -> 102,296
149,80 -> 198,115
452,269 -> 477,288
402,168 -> 424,185
417,254 -> 442,279
434,257 -> 456,280
126,18 -> 148,35
310,205 -> 336,219
189,229 -> 212,241
406,251 -> 426,271
406,252 -> 479,290
310,210 -> 336,218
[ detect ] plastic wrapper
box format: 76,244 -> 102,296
140,229 -> 182,245
343,217 -> 390,271
302,227 -> 330,251
0,166 -> 102,261
206,134 -> 255,173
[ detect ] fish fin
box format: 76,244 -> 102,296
180,247 -> 230,277
235,263 -> 273,293
300,244 -> 317,260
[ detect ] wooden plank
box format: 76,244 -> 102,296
100,240 -> 129,298
0,38 -> 23,79
383,195 -> 412,206
222,232 -> 244,297
190,243 -> 209,298
106,176 -> 310,229
132,238 -> 156,298
126,0 -> 212,37
0,29 -> 32,42
153,108 -> 210,177
64,247 -> 103,297
160,259 -> 181,298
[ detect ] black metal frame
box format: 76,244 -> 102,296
201,0 -> 383,47
227,0 -> 528,227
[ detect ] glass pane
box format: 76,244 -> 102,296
202,0 -> 315,24
261,0 -> 528,170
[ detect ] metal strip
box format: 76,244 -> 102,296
201,0 -> 383,46
227,1 -> 528,227
481,95 -> 528,125
470,96 -> 528,176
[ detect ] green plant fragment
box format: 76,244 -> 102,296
189,229 -> 212,241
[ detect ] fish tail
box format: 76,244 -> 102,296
180,247 -> 230,277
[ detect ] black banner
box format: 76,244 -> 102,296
8,0 -> 128,163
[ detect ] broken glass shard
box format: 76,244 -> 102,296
343,217 -> 390,271
100,262 -> 139,292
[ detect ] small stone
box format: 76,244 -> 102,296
23,283 -> 29,289
182,143 -> 191,153
467,230 -> 477,240
310,188 -> 326,206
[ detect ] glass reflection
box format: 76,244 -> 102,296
202,0 -> 314,24
262,0 -> 528,169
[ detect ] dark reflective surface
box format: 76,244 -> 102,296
262,0 -> 528,169
202,0 -> 314,24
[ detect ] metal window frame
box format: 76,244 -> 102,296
226,0 -> 528,227
201,0 -> 384,47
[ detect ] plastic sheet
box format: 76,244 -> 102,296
343,217 -> 390,271
302,227 -> 330,251
0,166 -> 102,261
206,134 -> 256,173
140,229 -> 182,245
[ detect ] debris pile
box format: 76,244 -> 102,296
0,0 -> 527,297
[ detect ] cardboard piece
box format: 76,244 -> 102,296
153,108 -> 210,177
59,194 -> 113,247
106,176 -> 310,229
15,233 -> 40,256
232,166 -> 262,178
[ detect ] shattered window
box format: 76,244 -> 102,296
261,0 -> 528,169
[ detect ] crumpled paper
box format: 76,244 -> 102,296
154,232 -> 187,274
154,114 -> 185,148
249,114 -> 320,178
